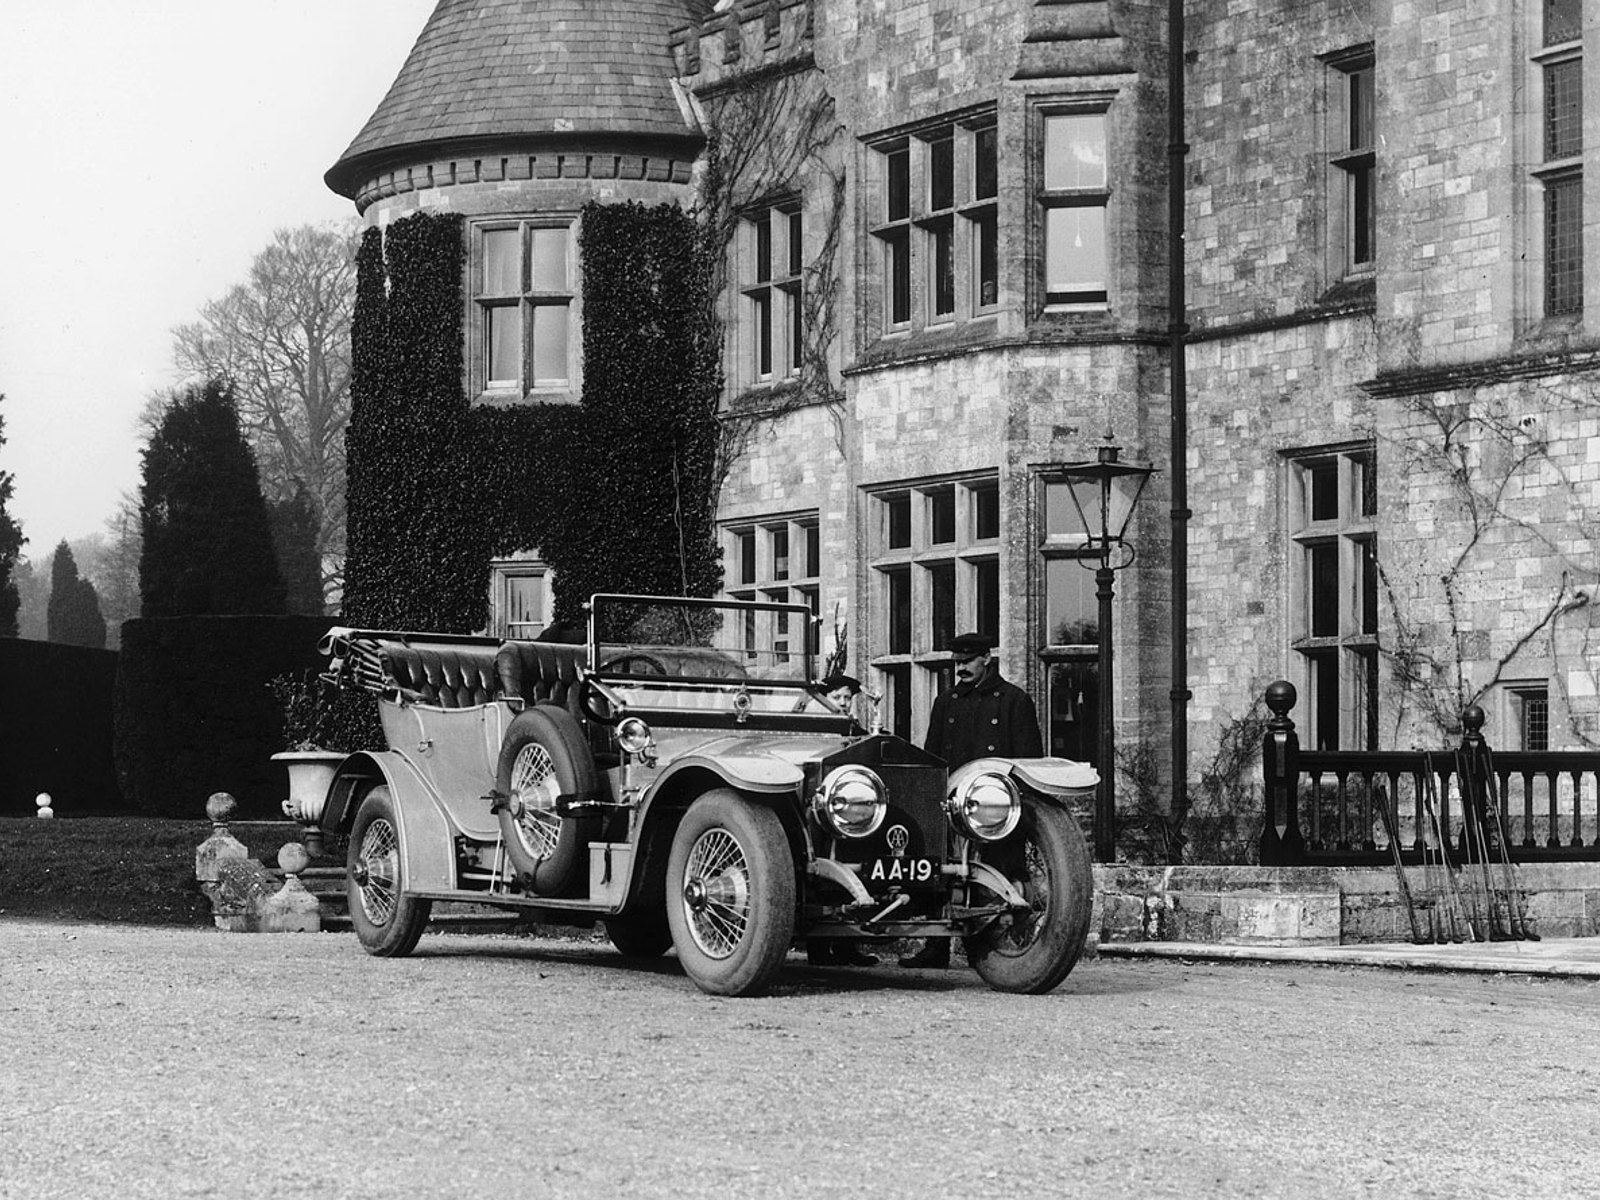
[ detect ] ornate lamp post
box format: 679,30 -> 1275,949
1060,441 -> 1155,862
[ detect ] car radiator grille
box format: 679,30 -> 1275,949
842,764 -> 948,863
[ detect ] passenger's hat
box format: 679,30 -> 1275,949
820,672 -> 861,694
949,632 -> 995,659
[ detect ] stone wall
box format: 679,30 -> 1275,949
1093,862 -> 1600,946
1182,316 -> 1376,735
708,0 -> 1176,761
1180,0 -> 1600,768
1374,368 -> 1600,748
331,0 -> 1600,854
1186,0 -> 1372,321
1379,0 -> 1523,373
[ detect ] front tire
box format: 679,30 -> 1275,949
666,789 -> 796,996
347,786 -> 432,957
963,799 -> 1093,994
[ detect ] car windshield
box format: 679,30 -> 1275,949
589,594 -> 813,685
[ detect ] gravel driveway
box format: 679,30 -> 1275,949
3,919 -> 1596,1199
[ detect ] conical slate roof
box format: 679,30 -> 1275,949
326,0 -> 707,198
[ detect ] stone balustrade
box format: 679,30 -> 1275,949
194,792 -> 321,933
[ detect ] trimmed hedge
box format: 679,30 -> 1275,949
0,638 -> 121,816
113,616 -> 344,819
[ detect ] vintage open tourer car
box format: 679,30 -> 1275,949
311,593 -> 1098,996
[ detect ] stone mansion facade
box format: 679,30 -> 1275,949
326,0 -> 1600,803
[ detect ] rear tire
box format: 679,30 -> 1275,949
495,706 -> 598,896
963,799 -> 1093,994
347,786 -> 432,957
666,789 -> 795,997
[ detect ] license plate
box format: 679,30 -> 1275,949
863,856 -> 941,889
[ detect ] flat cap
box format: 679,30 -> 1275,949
950,632 -> 995,657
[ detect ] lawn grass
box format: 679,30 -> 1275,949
0,817 -> 306,926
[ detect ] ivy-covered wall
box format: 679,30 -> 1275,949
343,203 -> 722,632
344,213 -> 484,629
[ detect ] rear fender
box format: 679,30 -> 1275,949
327,750 -> 457,892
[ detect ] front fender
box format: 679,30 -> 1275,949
654,752 -> 804,795
951,755 -> 1099,801
326,750 -> 457,893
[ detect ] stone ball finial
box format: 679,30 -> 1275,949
206,792 -> 238,825
1462,704 -> 1486,735
1265,680 -> 1297,717
277,842 -> 311,876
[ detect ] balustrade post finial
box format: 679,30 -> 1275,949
1456,704 -> 1493,860
205,791 -> 237,827
259,843 -> 322,933
1265,680 -> 1297,726
1259,681 -> 1305,865
195,791 -> 249,894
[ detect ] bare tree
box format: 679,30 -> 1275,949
172,224 -> 356,608
74,494 -> 142,648
12,557 -> 46,640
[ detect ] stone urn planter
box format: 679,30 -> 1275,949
271,750 -> 343,858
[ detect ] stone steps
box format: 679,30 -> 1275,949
1091,863 -> 1600,945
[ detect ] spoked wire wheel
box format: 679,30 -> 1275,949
508,742 -> 562,861
963,800 -> 1092,994
665,789 -> 795,997
990,835 -> 1052,953
353,815 -> 400,926
494,706 -> 597,896
346,785 -> 431,957
681,827 -> 755,958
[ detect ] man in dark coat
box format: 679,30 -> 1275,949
923,632 -> 1043,768
902,632 -> 1043,969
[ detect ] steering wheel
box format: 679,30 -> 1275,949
577,676 -> 624,726
601,652 -> 668,677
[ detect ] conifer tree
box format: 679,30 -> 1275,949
268,485 -> 324,615
46,540 -> 107,648
0,394 -> 24,636
139,380 -> 287,616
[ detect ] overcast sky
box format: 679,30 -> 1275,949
0,0 -> 438,560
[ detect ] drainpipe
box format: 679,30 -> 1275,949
1168,0 -> 1192,819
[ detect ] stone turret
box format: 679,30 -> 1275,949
325,0 -> 713,409
325,0 -> 708,217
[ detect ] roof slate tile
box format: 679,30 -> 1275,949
328,0 -> 702,195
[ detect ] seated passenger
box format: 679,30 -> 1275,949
798,672 -> 868,733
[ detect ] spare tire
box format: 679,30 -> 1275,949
495,705 -> 599,896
